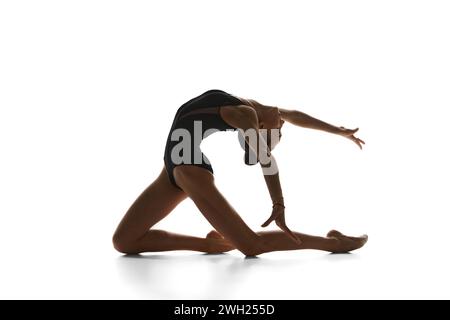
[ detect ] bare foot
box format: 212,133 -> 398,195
327,229 -> 368,253
205,230 -> 235,254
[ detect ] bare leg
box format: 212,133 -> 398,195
206,230 -> 367,254
124,229 -> 234,254
254,230 -> 368,253
112,166 -> 234,254
174,165 -> 368,257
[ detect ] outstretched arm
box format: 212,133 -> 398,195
279,108 -> 340,133
279,108 -> 366,149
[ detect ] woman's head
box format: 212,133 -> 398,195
239,107 -> 283,165
257,106 -> 284,130
257,106 -> 284,150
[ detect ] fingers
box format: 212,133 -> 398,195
275,220 -> 301,244
352,136 -> 365,149
261,214 -> 276,227
263,211 -> 301,244
281,225 -> 302,244
261,220 -> 272,228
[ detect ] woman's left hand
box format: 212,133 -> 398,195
261,205 -> 301,244
338,127 -> 365,149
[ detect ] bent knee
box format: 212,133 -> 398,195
236,240 -> 266,257
112,232 -> 138,254
112,229 -> 168,254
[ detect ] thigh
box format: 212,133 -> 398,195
173,165 -> 263,255
114,166 -> 187,242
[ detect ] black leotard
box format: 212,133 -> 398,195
163,89 -> 243,189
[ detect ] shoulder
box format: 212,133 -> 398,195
231,95 -> 278,115
231,95 -> 266,109
221,104 -> 257,121
221,105 -> 258,130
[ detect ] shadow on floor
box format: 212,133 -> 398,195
115,251 -> 360,299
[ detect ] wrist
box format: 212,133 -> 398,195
272,197 -> 284,207
331,126 -> 343,135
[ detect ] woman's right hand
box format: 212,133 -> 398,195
261,204 -> 301,244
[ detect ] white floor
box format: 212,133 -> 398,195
1,237 -> 449,299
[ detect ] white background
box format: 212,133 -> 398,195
1,0 -> 449,299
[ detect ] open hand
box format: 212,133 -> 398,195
338,127 -> 365,149
261,205 -> 301,244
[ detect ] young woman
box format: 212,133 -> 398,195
113,89 -> 368,256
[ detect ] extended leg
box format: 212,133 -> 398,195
174,165 -> 368,256
208,229 -> 368,254
254,230 -> 368,253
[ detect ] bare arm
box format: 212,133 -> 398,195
235,96 -> 333,133
221,104 -> 277,175
220,105 -> 300,243
262,169 -> 283,205
221,105 -> 282,207
279,108 -> 366,149
279,108 -> 341,134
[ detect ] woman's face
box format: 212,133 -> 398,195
258,107 -> 283,129
259,107 -> 284,150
